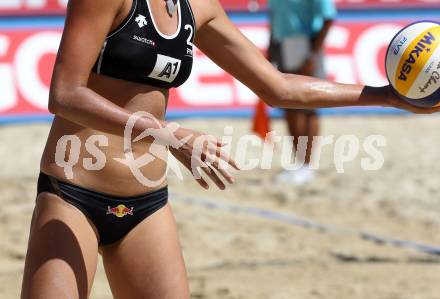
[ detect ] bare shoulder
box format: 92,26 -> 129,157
52,0 -> 128,89
64,0 -> 129,34
66,0 -> 125,15
187,0 -> 224,31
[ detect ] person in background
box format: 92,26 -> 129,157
268,0 -> 336,185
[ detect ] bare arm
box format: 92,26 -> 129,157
49,0 -> 166,136
194,0 -> 436,113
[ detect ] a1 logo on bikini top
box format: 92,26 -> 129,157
148,54 -> 182,83
147,24 -> 194,83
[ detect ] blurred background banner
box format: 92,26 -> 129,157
0,0 -> 66,15
0,1 -> 439,123
219,0 -> 440,10
0,0 -> 439,15
334,0 -> 440,9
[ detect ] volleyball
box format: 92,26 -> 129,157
385,21 -> 440,107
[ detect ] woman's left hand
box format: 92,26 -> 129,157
169,128 -> 240,190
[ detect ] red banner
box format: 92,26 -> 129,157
0,0 -> 439,15
0,0 -> 66,15
0,30 -> 59,115
0,20 -> 408,118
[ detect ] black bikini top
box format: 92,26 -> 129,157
92,0 -> 195,89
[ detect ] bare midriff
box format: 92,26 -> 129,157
40,73 -> 170,196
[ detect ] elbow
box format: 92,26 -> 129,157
262,97 -> 276,108
48,91 -> 63,115
48,95 -> 59,115
259,80 -> 287,108
276,74 -> 320,109
263,90 -> 282,107
261,92 -> 284,109
48,87 -> 75,115
262,75 -> 304,108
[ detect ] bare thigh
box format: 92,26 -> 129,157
21,192 -> 99,299
101,203 -> 189,299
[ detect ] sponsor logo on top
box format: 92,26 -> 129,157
132,34 -> 156,47
135,14 -> 148,28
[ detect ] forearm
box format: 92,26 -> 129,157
49,87 -> 168,137
275,73 -> 388,109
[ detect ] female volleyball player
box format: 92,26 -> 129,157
20,0 -> 439,298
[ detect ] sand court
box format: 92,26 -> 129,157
1,116 -> 440,298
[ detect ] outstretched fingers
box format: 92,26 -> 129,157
174,132 -> 240,190
203,136 -> 240,171
190,154 -> 227,190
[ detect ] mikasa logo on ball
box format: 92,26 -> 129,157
398,31 -> 436,81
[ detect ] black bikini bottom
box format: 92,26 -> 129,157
37,172 -> 168,246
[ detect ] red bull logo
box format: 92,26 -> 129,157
107,204 -> 134,218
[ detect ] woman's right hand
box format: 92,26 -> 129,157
170,127 -> 240,190
380,85 -> 440,114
